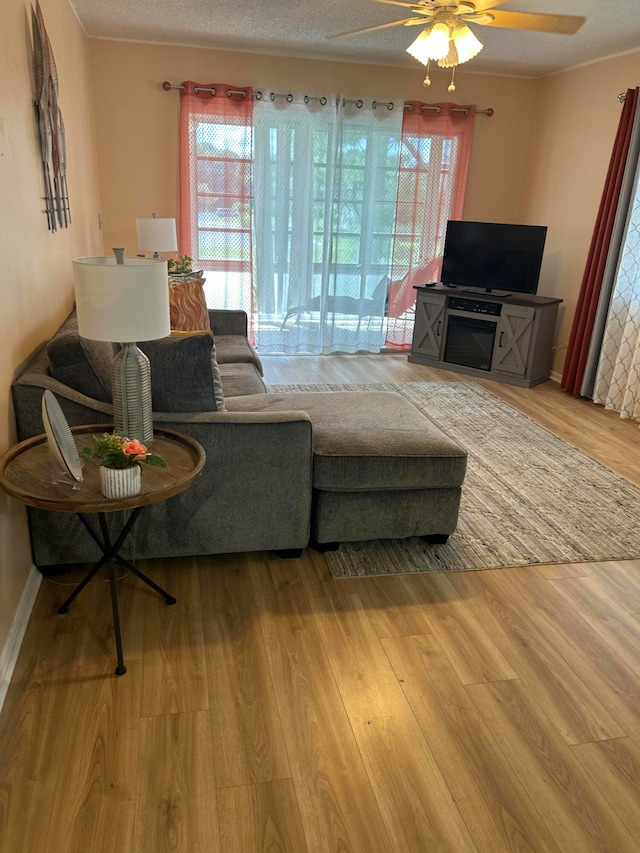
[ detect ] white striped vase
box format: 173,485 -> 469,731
100,465 -> 141,499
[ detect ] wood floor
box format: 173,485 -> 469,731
2,354 -> 640,852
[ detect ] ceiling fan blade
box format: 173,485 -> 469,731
373,0 -> 427,8
469,0 -> 513,11
482,9 -> 585,35
328,17 -> 423,39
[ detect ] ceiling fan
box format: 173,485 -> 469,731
331,0 -> 586,90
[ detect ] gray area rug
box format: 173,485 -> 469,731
270,381 -> 640,577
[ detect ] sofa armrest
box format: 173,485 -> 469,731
12,373 -> 114,440
208,309 -> 248,337
145,409 -> 314,554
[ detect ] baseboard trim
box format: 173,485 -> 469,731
0,564 -> 42,713
549,370 -> 562,383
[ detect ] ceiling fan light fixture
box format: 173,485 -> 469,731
451,22 -> 483,64
406,21 -> 450,64
437,40 -> 458,69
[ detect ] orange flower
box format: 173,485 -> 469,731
123,439 -> 148,463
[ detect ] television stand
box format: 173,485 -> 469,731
408,284 -> 562,388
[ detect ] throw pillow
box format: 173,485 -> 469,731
170,329 -> 213,338
167,331 -> 225,410
139,332 -> 224,412
47,311 -> 115,403
168,276 -> 210,332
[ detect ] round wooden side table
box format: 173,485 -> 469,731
0,425 -> 206,675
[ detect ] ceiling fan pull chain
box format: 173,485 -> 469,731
448,66 -> 456,93
423,59 -> 431,88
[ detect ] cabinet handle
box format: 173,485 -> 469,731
498,331 -> 504,347
436,320 -> 442,336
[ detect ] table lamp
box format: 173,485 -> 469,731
136,214 -> 177,259
73,250 -> 170,445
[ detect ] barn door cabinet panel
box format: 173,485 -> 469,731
411,291 -> 447,360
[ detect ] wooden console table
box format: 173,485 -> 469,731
0,425 -> 206,675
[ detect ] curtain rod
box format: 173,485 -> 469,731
161,82 -> 493,115
406,103 -> 494,116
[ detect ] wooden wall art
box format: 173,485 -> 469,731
31,1 -> 70,231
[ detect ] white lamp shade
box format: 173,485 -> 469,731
407,22 -> 450,65
73,256 -> 171,343
452,23 -> 483,64
136,217 -> 178,253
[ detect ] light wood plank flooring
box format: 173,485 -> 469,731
2,354 -> 640,852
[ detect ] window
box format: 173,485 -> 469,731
179,84 -> 254,315
193,121 -> 252,272
179,86 -> 476,351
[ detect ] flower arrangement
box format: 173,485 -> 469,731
81,433 -> 168,470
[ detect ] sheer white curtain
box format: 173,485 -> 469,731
252,92 -> 403,354
593,149 -> 640,419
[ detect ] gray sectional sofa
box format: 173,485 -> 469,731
12,309 -> 467,572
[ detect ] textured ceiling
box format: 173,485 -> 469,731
70,0 -> 640,77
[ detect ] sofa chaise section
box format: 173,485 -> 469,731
226,390 -> 467,547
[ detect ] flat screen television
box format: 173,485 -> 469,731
440,220 -> 548,295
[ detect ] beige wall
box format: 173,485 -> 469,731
523,50 -> 640,374
89,40 -> 539,257
90,39 -> 640,378
0,0 -> 101,653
